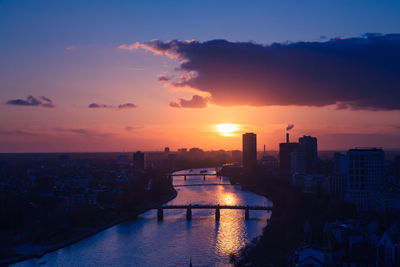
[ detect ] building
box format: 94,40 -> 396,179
279,133 -> 299,171
242,133 -> 257,169
299,136 -> 318,173
259,155 -> 279,170
329,173 -> 347,199
374,187 -> 400,214
117,155 -> 128,165
291,150 -> 306,174
333,152 -> 347,174
289,244 -> 332,266
395,156 -> 400,182
376,224 -> 400,265
346,148 -> 384,210
291,136 -> 318,174
329,152 -> 347,199
133,151 -> 145,171
292,174 -> 329,194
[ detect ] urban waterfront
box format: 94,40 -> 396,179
12,168 -> 272,267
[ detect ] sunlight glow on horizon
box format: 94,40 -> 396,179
216,124 -> 239,137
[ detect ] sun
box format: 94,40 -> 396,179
217,123 -> 239,136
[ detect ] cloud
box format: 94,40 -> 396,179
0,130 -> 38,136
169,95 -> 209,108
88,103 -> 110,108
118,103 -> 137,109
157,74 -> 171,81
88,102 -> 137,109
54,127 -> 112,137
122,34 -> 400,110
65,45 -> 77,51
124,125 -> 143,131
6,96 -> 55,108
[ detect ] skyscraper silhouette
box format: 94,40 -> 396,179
242,133 -> 257,169
279,132 -> 298,171
133,151 -> 145,171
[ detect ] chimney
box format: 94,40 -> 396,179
286,133 -> 289,143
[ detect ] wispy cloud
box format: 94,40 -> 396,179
0,130 -> 39,136
6,96 -> 55,108
157,74 -> 171,81
169,95 -> 209,108
53,127 -> 112,137
88,102 -> 137,109
65,45 -> 77,51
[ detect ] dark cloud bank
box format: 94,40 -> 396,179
6,96 -> 55,108
126,33 -> 400,110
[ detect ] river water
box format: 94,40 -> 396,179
13,168 -> 272,266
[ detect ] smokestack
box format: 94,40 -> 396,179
286,133 -> 289,143
264,144 -> 266,154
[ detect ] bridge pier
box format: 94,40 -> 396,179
184,175 -> 187,181
215,205 -> 220,221
186,205 -> 192,220
157,208 -> 163,221
245,206 -> 250,220
203,175 -> 206,180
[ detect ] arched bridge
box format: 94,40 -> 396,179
154,204 -> 272,221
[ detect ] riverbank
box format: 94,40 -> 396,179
231,176 -> 356,266
1,189 -> 177,266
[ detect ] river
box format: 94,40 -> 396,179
13,168 -> 272,266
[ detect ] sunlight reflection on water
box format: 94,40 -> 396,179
13,168 -> 271,267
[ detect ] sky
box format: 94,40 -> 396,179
1,0 -> 400,152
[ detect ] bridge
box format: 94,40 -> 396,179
169,172 -> 221,181
174,183 -> 232,187
154,204 -> 272,221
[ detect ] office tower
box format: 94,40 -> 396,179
242,133 -> 257,169
133,151 -> 145,171
291,150 -> 306,174
329,152 -> 347,199
333,152 -> 346,174
279,132 -> 299,171
290,135 -> 318,174
346,148 -> 384,210
395,156 -> 400,182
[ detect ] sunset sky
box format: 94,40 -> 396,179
1,0 -> 400,152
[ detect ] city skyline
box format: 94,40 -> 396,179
1,0 -> 400,152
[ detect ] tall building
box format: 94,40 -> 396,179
279,132 -> 299,171
333,152 -> 346,174
394,156 -> 400,182
290,135 -> 318,174
133,151 -> 145,171
329,152 -> 347,199
242,133 -> 257,169
299,136 -> 318,173
346,148 -> 384,210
